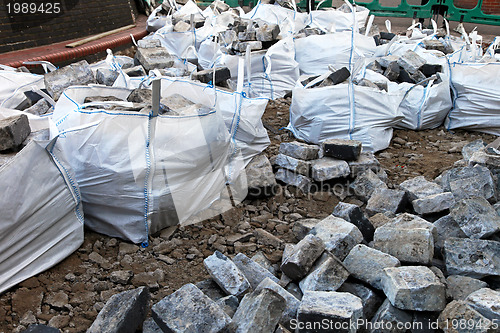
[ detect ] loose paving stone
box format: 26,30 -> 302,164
151,283 -> 230,333
88,287 -> 150,333
333,202 -> 375,242
252,251 -> 276,275
297,291 -> 363,333
446,275 -> 489,301
337,282 -> 384,321
0,114 -> 31,151
216,295 -> 239,318
366,188 -> 407,216
275,168 -> 313,193
134,46 -> 175,72
246,154 -> 278,198
299,252 -> 349,292
373,225 -> 434,265
226,289 -> 286,333
397,50 -> 426,74
255,277 -> 300,329
412,192 -> 455,215
465,288 -> 500,320
381,266 -> 446,312
386,213 -> 438,240
309,215 -> 363,260
279,141 -> 320,160
399,176 -> 444,201
369,299 -> 413,332
292,218 -> 320,241
273,153 -> 311,176
433,215 -> 467,254
23,99 -> 50,116
445,166 -> 497,201
280,234 -> 326,281
137,39 -> 161,48
96,68 -> 119,86
350,169 -> 388,202
311,157 -> 350,181
348,153 -> 381,178
444,237 -> 500,278
321,139 -> 362,161
44,60 -> 96,100
233,253 -> 279,289
438,300 -> 494,333
343,244 -> 401,290
256,23 -> 280,41
203,251 -> 250,296
192,67 -> 231,85
450,196 -> 500,239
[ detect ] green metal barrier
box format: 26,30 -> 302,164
350,0 -> 500,26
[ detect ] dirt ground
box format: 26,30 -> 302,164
0,97 -> 497,333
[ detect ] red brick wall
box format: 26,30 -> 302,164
454,0 -> 500,14
0,0 -> 136,54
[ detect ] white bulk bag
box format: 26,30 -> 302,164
0,140 -> 84,293
307,6 -> 369,32
0,71 -> 44,109
51,86 -> 233,244
295,31 -> 377,75
445,62 -> 500,136
288,79 -> 405,152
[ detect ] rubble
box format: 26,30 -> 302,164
438,300 -> 494,332
275,168 -> 312,193
370,299 -> 413,331
381,266 -> 446,311
151,284 -> 230,332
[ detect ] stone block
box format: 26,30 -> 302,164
275,168 -> 312,193
246,154 -> 278,198
381,266 -> 446,311
203,251 -> 250,296
348,153 -> 381,178
349,169 -> 388,202
309,215 -> 363,260
397,50 -> 426,74
438,300 -> 494,333
299,252 -> 349,292
446,275 -> 489,301
337,282 -> 384,321
444,238 -> 500,278
151,283 -> 230,332
343,244 -> 401,290
321,139 -> 362,161
292,219 -> 320,241
446,166 -> 497,201
233,253 -> 279,289
399,176 -> 444,201
311,157 -> 350,181
96,68 -> 119,86
332,202 -> 375,242
462,139 -> 486,162
450,196 -> 500,239
216,295 -> 239,318
383,61 -> 400,81
373,226 -> 434,265
280,234 -> 325,281
279,141 -> 320,160
256,23 -> 280,41
134,47 -> 175,72
433,215 -> 467,254
44,60 -> 96,100
0,114 -> 31,151
124,65 -> 146,77
366,188 -> 407,216
297,291 -> 363,333
412,192 -> 455,215
465,288 -> 500,320
192,67 -> 231,85
273,153 -> 311,176
226,289 -> 286,333
88,287 -> 150,333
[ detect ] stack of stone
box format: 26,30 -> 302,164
274,139 -> 383,193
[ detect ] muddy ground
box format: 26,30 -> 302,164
0,98 -> 497,333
